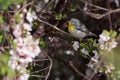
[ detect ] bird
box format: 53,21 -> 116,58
68,18 -> 96,39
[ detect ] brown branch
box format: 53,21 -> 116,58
30,66 -> 50,74
0,46 -> 10,49
80,0 -> 109,11
108,14 -> 112,30
0,1 -> 34,13
69,61 -> 88,80
37,18 -> 69,35
107,0 -> 112,30
44,51 -> 53,80
78,0 -> 120,20
96,9 -> 120,19
78,5 -> 120,20
34,59 -> 50,62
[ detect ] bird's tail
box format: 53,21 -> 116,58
89,32 -> 97,37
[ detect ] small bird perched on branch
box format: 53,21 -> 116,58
68,18 -> 96,39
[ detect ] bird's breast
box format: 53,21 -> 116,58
69,29 -> 87,39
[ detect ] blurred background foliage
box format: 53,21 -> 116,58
0,0 -> 23,10
0,0 -> 120,80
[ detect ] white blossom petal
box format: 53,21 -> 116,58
8,12 -> 41,80
98,32 -> 118,51
10,50 -> 15,55
26,12 -> 33,23
110,40 -> 118,48
64,50 -> 74,55
13,25 -> 22,38
18,73 -> 30,80
23,23 -> 32,31
32,11 -> 37,20
99,33 -> 110,41
72,41 -> 79,51
8,56 -> 19,70
81,48 -> 89,55
26,11 -> 37,23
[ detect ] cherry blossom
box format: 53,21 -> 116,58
8,9 -> 40,80
18,72 -> 30,80
81,48 -> 89,55
72,41 -> 79,51
26,11 -> 37,23
98,31 -> 118,51
23,23 -> 32,31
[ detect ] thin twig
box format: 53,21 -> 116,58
37,18 -> 69,35
0,46 -> 10,49
0,1 -> 33,13
30,50 -> 52,80
77,3 -> 120,20
108,13 -> 112,30
43,0 -> 54,10
69,61 -> 88,80
30,75 -> 47,78
33,4 -> 53,14
80,0 -> 109,11
44,52 -> 52,80
77,5 -> 102,19
107,0 -> 112,30
18,1 -> 34,12
34,59 -> 50,62
30,67 -> 50,74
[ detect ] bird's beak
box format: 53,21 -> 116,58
67,21 -> 71,26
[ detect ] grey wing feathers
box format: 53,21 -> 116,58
76,24 -> 88,32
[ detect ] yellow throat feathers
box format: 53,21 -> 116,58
68,21 -> 74,32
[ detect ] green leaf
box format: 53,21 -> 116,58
14,0 -> 23,4
0,35 -> 3,43
80,52 -> 88,58
32,22 -> 39,29
110,31 -> 117,38
10,40 -> 16,50
1,0 -> 11,10
15,12 -> 20,23
70,6 -> 77,11
0,0 -> 23,10
0,51 -> 11,77
7,67 -> 15,77
80,43 -> 86,48
0,30 -> 3,34
0,15 -> 4,25
0,51 -> 10,64
63,14 -> 67,19
103,30 -> 110,36
54,13 -> 64,20
39,38 -> 46,48
99,66 -> 105,72
0,67 -> 6,76
87,38 -> 93,45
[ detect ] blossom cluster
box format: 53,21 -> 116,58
98,31 -> 118,51
8,9 -> 41,80
87,50 -> 99,69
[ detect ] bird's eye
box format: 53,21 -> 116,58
71,21 -> 74,24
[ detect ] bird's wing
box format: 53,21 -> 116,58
76,24 -> 88,32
